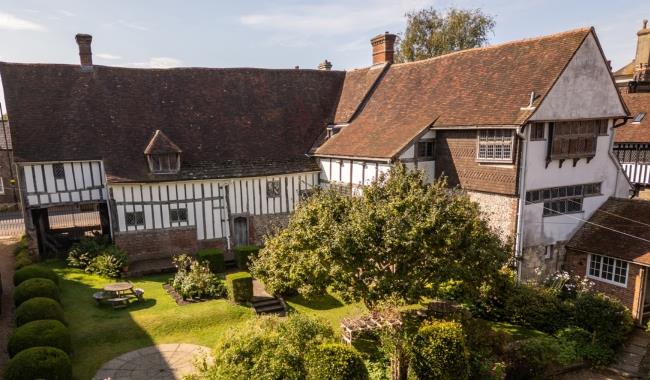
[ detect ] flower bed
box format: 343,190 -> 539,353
166,254 -> 227,304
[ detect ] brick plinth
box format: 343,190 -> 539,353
114,227 -> 198,263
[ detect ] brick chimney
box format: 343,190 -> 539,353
318,59 -> 332,71
75,34 -> 93,69
371,32 -> 396,65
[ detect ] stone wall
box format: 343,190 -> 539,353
519,244 -> 567,281
564,248 -> 641,313
114,227 -> 199,263
249,213 -> 291,245
466,190 -> 518,241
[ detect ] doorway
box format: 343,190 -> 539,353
233,216 -> 249,247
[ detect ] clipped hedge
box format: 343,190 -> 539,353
8,319 -> 71,357
226,272 -> 253,303
4,346 -> 72,380
197,248 -> 225,274
234,245 -> 260,270
306,343 -> 369,380
410,320 -> 470,380
13,278 -> 60,306
15,250 -> 33,270
14,265 -> 59,286
16,297 -> 65,327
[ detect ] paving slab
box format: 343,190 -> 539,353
93,344 -> 213,380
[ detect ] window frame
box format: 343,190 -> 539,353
525,182 -> 601,217
266,179 -> 281,199
530,123 -> 545,141
52,163 -> 66,180
125,211 -> 145,227
550,120 -> 608,160
476,129 -> 515,163
169,207 -> 188,224
147,153 -> 181,174
416,139 -> 435,161
587,254 -> 628,287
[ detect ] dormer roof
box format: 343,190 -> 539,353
144,130 -> 182,155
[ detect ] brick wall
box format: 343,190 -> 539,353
466,190 -> 518,241
564,248 -> 641,312
114,227 -> 198,263
435,130 -> 519,195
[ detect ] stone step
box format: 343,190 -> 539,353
127,258 -> 176,277
252,298 -> 282,308
255,303 -> 285,315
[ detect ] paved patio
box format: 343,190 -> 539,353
93,343 -> 212,380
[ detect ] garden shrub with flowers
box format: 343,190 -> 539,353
170,254 -> 227,300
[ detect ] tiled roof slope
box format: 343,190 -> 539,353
316,28 -> 592,159
144,130 -> 182,154
615,90 -> 650,143
614,61 -> 636,78
333,64 -> 387,124
567,198 -> 650,265
0,64 -> 344,182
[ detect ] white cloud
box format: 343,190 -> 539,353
0,11 -> 45,31
129,57 -> 183,68
96,53 -> 122,60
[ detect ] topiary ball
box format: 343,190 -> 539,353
4,346 -> 72,380
15,297 -> 65,327
8,319 -> 71,357
305,343 -> 369,380
13,277 -> 60,307
13,265 -> 59,286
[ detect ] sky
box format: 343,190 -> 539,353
0,0 -> 646,109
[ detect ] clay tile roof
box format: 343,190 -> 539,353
0,64 -> 345,182
144,129 -> 182,154
615,90 -> 650,143
316,27 -> 592,159
567,198 -> 650,265
614,61 -> 636,78
333,64 -> 388,124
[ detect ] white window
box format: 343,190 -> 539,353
587,254 -> 628,287
477,129 -> 514,162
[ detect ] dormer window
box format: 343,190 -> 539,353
144,130 -> 182,174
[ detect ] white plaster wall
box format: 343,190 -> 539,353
318,158 -> 391,187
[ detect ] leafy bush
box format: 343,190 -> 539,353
473,269 -> 517,321
196,314 -> 334,379
504,285 -> 573,334
197,248 -> 225,274
66,234 -> 111,269
4,346 -> 72,380
234,245 -> 259,270
8,319 -> 71,357
226,272 -> 253,303
171,254 -> 226,300
15,297 -> 65,326
410,320 -> 469,380
14,265 -> 59,286
463,319 -> 510,379
86,246 -> 127,278
505,336 -> 564,380
13,278 -> 60,306
305,343 -> 369,380
15,250 -> 33,269
13,234 -> 29,255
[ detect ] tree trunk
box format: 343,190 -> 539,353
390,347 -> 408,380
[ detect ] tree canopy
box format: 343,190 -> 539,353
395,7 -> 496,63
251,164 -> 510,307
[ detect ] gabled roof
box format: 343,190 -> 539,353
0,64 -> 345,182
567,198 -> 650,266
614,61 -> 636,78
315,28 -> 593,160
615,90 -> 650,143
333,64 -> 387,124
144,130 -> 182,154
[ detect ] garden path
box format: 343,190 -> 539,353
607,328 -> 650,378
93,343 -> 212,380
0,238 -> 17,371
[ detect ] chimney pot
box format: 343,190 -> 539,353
370,32 -> 397,65
75,33 -> 93,69
318,59 -> 332,71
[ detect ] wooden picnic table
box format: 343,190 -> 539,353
104,282 -> 136,297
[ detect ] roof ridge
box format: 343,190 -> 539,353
390,26 -> 592,69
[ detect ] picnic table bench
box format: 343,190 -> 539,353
93,282 -> 145,309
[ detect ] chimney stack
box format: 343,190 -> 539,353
371,32 -> 396,65
75,34 -> 93,69
633,20 -> 650,84
318,59 -> 332,71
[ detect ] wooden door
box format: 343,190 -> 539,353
233,217 -> 249,247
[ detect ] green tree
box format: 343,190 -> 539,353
252,164 -> 509,307
396,7 -> 495,63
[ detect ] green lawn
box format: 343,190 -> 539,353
487,320 -> 547,340
34,261 -> 365,380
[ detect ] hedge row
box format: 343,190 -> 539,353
234,245 -> 259,270
197,248 -> 225,274
226,272 -> 253,303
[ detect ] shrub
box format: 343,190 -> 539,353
4,346 -> 72,380
234,245 -> 259,270
504,284 -> 573,333
505,336 -> 563,380
198,314 -> 334,379
226,272 -> 253,303
13,235 -> 29,256
8,319 -> 71,357
305,343 -> 368,380
86,246 -> 127,278
14,265 -> 59,286
473,269 -> 517,321
197,248 -> 225,274
15,297 -> 65,326
171,254 -> 227,299
66,234 -> 110,269
463,318 -> 510,379
13,278 -> 60,306
410,320 -> 469,380
15,250 -> 33,269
